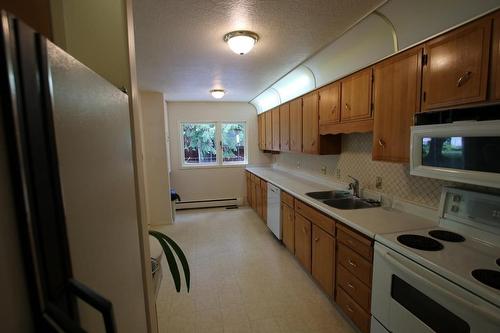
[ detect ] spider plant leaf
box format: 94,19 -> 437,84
154,232 -> 191,292
151,232 -> 181,292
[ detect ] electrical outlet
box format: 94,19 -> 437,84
376,176 -> 383,189
336,168 -> 341,179
321,166 -> 327,175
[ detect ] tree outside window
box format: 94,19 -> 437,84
181,122 -> 247,167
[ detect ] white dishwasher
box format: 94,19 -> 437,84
267,183 -> 281,239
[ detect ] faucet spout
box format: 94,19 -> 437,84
348,175 -> 360,198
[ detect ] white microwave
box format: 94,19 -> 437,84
410,120 -> 500,189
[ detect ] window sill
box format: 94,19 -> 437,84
180,163 -> 248,170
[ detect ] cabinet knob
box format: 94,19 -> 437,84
457,71 -> 472,87
302,227 -> 307,233
314,237 -> 320,242
378,138 -> 385,148
347,282 -> 355,290
311,140 -> 316,146
346,304 -> 354,313
348,259 -> 357,268
345,103 -> 350,111
331,106 -> 336,114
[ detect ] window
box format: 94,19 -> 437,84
181,122 -> 247,167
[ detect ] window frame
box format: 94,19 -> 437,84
179,121 -> 248,169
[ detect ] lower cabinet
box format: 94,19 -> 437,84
294,213 -> 312,272
281,200 -> 294,253
336,224 -> 373,333
312,225 -> 335,297
261,179 -> 267,223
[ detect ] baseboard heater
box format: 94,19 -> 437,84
175,197 -> 242,210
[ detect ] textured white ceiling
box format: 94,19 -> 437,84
132,0 -> 385,102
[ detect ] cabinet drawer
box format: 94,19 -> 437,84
336,288 -> 370,333
281,191 -> 294,207
337,264 -> 371,312
337,225 -> 373,260
295,200 -> 335,236
337,244 -> 372,286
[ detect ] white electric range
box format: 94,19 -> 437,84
371,187 -> 500,333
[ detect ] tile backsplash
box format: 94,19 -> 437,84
273,133 -> 450,208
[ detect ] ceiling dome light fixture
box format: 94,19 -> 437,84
223,30 -> 259,55
210,89 -> 225,99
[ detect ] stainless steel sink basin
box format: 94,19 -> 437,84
323,197 -> 378,210
306,190 -> 380,209
305,190 -> 351,200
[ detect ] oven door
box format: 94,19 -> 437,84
371,243 -> 500,333
410,120 -> 500,188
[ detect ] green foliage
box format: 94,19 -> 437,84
149,230 -> 190,293
182,124 -> 216,161
222,123 -> 245,159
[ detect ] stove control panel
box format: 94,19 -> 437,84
442,188 -> 500,228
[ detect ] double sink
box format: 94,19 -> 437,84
305,190 -> 381,210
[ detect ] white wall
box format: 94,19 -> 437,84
50,0 -> 130,89
167,102 -> 271,202
140,91 -> 172,225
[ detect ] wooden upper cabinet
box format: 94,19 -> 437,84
319,82 -> 340,125
289,98 -> 303,153
265,111 -> 272,150
491,12 -> 500,101
279,103 -> 290,151
340,68 -> 373,122
271,107 -> 280,151
302,92 -> 319,154
258,113 -> 266,150
422,17 -> 491,110
373,47 -> 423,163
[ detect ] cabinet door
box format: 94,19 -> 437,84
279,103 -> 290,151
272,107 -> 280,151
294,213 -> 311,272
491,13 -> 500,101
373,47 -> 422,163
281,203 -> 294,253
246,172 -> 252,206
302,92 -> 319,154
255,178 -> 262,218
265,111 -> 272,150
261,180 -> 267,223
319,82 -> 340,125
258,114 -> 266,150
312,225 -> 335,297
289,98 -> 302,153
340,68 -> 373,122
422,17 -> 491,110
251,179 -> 257,210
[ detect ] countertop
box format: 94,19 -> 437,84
246,166 -> 437,239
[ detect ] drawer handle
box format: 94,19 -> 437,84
331,106 -> 336,114
345,103 -> 350,111
378,138 -> 385,148
347,282 -> 355,290
314,237 -> 320,242
346,304 -> 354,313
457,71 -> 472,87
348,259 -> 357,268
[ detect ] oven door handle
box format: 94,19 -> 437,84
380,248 -> 500,325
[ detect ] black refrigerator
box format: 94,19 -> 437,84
0,12 -> 148,333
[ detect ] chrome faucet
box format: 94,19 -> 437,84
348,175 -> 360,198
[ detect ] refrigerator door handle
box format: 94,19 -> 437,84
68,279 -> 117,333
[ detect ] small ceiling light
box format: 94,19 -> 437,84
210,89 -> 225,99
223,30 -> 259,55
